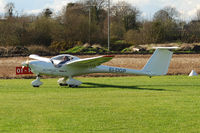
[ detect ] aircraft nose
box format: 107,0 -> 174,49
22,60 -> 30,67
28,61 -> 39,71
29,61 -> 35,66
22,61 -> 27,67
29,61 -> 41,68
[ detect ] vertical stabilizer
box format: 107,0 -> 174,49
142,47 -> 177,76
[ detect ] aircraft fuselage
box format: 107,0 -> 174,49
29,60 -> 147,78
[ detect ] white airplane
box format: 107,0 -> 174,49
22,47 -> 177,87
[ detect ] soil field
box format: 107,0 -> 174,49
0,54 -> 200,78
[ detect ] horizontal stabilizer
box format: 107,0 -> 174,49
153,47 -> 178,50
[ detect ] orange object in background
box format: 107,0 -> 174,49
16,67 -> 33,75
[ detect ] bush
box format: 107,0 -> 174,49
121,46 -> 147,53
0,47 -> 8,56
61,46 -> 84,53
49,41 -> 68,52
111,40 -> 131,51
121,47 -> 131,53
192,45 -> 200,52
8,46 -> 29,55
28,45 -> 55,56
61,45 -> 108,54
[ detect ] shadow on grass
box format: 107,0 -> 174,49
82,82 -> 167,91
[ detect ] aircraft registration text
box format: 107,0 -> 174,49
109,67 -> 126,73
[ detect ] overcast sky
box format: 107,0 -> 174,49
1,0 -> 200,20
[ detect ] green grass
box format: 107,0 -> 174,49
0,76 -> 200,133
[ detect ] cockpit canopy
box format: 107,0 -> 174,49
51,54 -> 79,62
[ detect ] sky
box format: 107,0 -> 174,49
1,0 -> 200,20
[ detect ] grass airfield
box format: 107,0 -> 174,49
0,76 -> 200,132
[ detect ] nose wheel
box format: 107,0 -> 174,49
32,76 -> 43,87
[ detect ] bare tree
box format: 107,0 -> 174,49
163,6 -> 180,20
154,10 -> 170,21
111,1 -> 140,31
43,8 -> 53,18
111,1 -> 138,17
154,6 -> 180,22
84,0 -> 106,10
4,2 -> 15,17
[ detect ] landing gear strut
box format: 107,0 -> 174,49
32,76 -> 43,87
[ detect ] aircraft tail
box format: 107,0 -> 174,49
142,47 -> 177,76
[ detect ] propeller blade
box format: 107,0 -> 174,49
22,59 -> 29,68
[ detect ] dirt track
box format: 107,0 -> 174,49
0,54 -> 200,78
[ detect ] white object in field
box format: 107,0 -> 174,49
23,47 -> 177,87
189,70 -> 198,76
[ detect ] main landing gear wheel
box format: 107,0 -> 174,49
67,78 -> 82,88
31,76 -> 43,87
33,85 -> 40,87
69,85 -> 78,88
59,83 -> 68,86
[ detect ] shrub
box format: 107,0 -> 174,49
61,45 -> 108,54
111,40 -> 131,51
49,41 -> 68,52
0,47 -> 8,56
28,45 -> 55,56
60,46 -> 84,54
8,46 -> 29,55
121,47 -> 131,53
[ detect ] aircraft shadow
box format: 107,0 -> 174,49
82,82 -> 167,91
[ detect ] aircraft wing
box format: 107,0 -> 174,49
29,54 -> 50,62
66,55 -> 114,68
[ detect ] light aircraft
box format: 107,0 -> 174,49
22,47 -> 177,87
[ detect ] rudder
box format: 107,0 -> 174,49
142,47 -> 176,76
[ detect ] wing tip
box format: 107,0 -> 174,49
103,55 -> 114,58
29,54 -> 37,58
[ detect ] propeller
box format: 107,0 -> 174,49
22,59 -> 29,68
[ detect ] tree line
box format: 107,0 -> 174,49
1,1 -> 200,51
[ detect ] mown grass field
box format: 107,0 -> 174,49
0,76 -> 200,132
